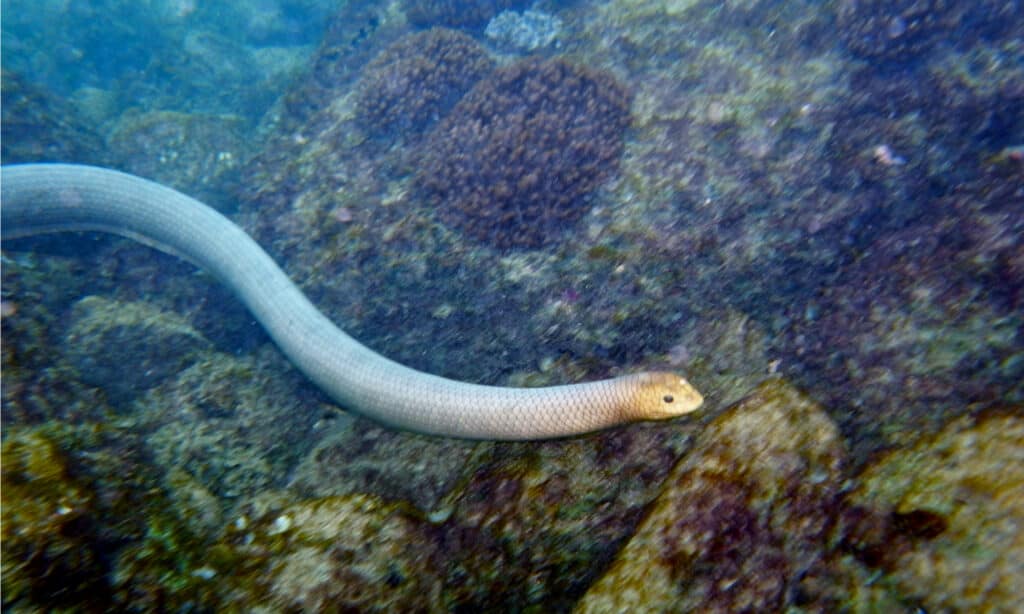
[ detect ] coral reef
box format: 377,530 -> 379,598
353,28 -> 495,140
418,57 -> 632,249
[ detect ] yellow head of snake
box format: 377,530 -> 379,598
628,371 -> 704,420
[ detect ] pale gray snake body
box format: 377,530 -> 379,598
1,164 -> 703,439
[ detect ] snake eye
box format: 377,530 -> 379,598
663,395 -> 674,403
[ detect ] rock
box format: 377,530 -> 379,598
107,110 -> 247,211
0,70 -> 108,165
63,295 -> 211,404
289,419 -> 481,514
849,410 -> 1024,612
234,494 -> 446,612
1,429 -> 104,609
140,348 -> 322,500
576,379 -> 846,612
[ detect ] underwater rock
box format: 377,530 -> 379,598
1,254 -> 116,425
230,494 -> 445,611
108,110 -> 247,211
353,28 -> 495,140
0,70 -> 108,165
439,421 -> 699,610
140,348 -> 322,500
849,411 -> 1024,612
418,57 -> 632,249
63,295 -> 211,404
669,307 -> 775,411
289,419 -> 482,514
837,0 -> 951,61
576,379 -> 846,612
1,429 -> 106,610
836,0 -> 1021,62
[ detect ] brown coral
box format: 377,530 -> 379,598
418,57 -> 632,249
353,28 -> 495,140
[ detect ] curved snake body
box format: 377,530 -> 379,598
1,164 -> 702,439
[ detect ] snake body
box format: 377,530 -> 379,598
1,164 -> 703,439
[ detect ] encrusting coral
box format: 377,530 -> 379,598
353,28 -> 495,140
417,57 -> 632,249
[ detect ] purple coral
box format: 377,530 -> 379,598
353,28 -> 495,140
417,57 -> 632,249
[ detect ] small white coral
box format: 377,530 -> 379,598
485,10 -> 563,52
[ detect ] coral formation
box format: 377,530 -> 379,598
403,0 -> 526,31
353,28 -> 495,140
485,9 -> 564,52
418,57 -> 632,249
62,295 -> 211,403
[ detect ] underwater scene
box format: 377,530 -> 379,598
1,0 -> 1022,611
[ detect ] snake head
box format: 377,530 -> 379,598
628,371 -> 704,420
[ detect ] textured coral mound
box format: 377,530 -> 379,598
418,57 -> 632,249
353,28 -> 495,139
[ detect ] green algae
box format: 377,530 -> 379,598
0,424 -> 222,610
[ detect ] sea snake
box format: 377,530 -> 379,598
1,164 -> 703,440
